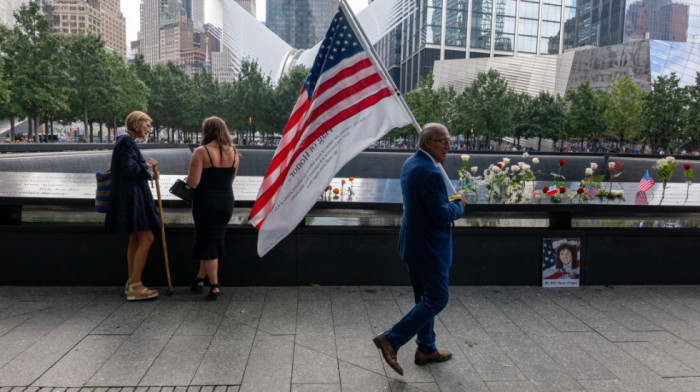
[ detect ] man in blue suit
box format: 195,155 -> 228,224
373,123 -> 466,375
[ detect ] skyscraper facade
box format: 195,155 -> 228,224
40,0 -> 126,59
266,0 -> 336,49
624,0 -> 700,43
387,0 -> 700,93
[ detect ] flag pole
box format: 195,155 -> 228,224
339,0 -> 421,134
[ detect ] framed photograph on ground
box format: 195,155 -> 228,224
542,238 -> 581,287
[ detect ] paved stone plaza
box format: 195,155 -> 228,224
1,285 -> 699,391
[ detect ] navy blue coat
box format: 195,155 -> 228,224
105,135 -> 161,235
398,150 -> 464,271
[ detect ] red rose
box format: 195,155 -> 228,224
684,163 -> 691,170
542,186 -> 549,193
559,187 -> 566,193
576,187 -> 584,194
496,163 -> 502,168
558,159 -> 565,167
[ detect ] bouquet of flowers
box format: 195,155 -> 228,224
574,162 -> 604,202
457,155 -> 482,197
653,156 -> 677,202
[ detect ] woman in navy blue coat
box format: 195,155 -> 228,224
105,111 -> 161,301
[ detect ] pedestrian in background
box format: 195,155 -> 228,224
186,117 -> 239,300
105,110 -> 161,301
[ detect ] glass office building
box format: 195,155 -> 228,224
388,0 -> 699,92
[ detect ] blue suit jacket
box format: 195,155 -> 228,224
398,150 -> 464,271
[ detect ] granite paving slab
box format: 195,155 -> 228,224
1,285 -> 699,391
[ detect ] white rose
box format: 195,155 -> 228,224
518,161 -> 525,168
503,158 -> 511,165
666,156 -> 675,162
532,158 -> 539,165
585,168 -> 593,176
523,164 -> 531,172
470,166 -> 478,174
522,152 -> 529,159
511,165 -> 520,173
461,154 -> 470,162
608,162 -> 615,169
492,165 -> 501,173
590,163 -> 598,171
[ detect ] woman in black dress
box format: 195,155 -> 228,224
186,117 -> 239,300
105,111 -> 161,301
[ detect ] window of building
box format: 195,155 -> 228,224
519,1 -> 540,20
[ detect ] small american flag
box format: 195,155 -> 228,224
542,239 -> 556,270
638,170 -> 655,192
585,183 -> 600,198
532,185 -> 540,196
634,190 -> 649,205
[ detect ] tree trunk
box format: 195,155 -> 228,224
538,136 -> 542,151
83,101 -> 89,143
112,113 -> 117,143
34,117 -> 40,143
10,117 -> 15,141
27,117 -> 32,140
99,123 -> 103,143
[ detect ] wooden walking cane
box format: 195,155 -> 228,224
153,164 -> 174,295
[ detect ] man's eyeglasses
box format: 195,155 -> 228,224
429,137 -> 451,146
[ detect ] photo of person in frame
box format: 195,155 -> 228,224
543,238 -> 581,286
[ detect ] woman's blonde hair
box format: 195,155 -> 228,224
125,111 -> 152,134
201,116 -> 235,158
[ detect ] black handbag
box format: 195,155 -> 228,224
169,178 -> 194,203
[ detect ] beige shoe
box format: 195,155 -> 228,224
127,281 -> 159,301
124,278 -> 130,296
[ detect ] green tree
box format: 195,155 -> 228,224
401,72 -> 449,145
511,92 -> 533,149
0,25 -> 25,140
602,74 -> 644,147
682,73 -> 700,151
232,59 -> 274,143
64,33 -> 107,142
272,65 -> 309,134
565,81 -> 608,146
455,69 -> 513,147
641,73 -> 686,152
98,52 -> 149,142
525,91 -> 567,151
3,1 -> 70,142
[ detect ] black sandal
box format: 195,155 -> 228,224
208,283 -> 220,300
190,277 -> 206,293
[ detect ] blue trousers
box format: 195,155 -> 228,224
384,262 -> 449,354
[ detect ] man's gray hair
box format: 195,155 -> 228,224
419,123 -> 447,149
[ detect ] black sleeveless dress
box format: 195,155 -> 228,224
191,146 -> 236,260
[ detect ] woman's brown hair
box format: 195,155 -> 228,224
201,116 -> 235,159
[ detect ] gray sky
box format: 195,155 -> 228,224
120,0 -> 368,46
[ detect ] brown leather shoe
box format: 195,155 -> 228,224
414,349 -> 452,365
372,332 -> 404,376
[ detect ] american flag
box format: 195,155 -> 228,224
634,190 -> 649,205
585,183 -> 600,198
638,170 -> 655,192
532,185 -> 540,196
249,4 -> 414,256
542,239 -> 557,270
